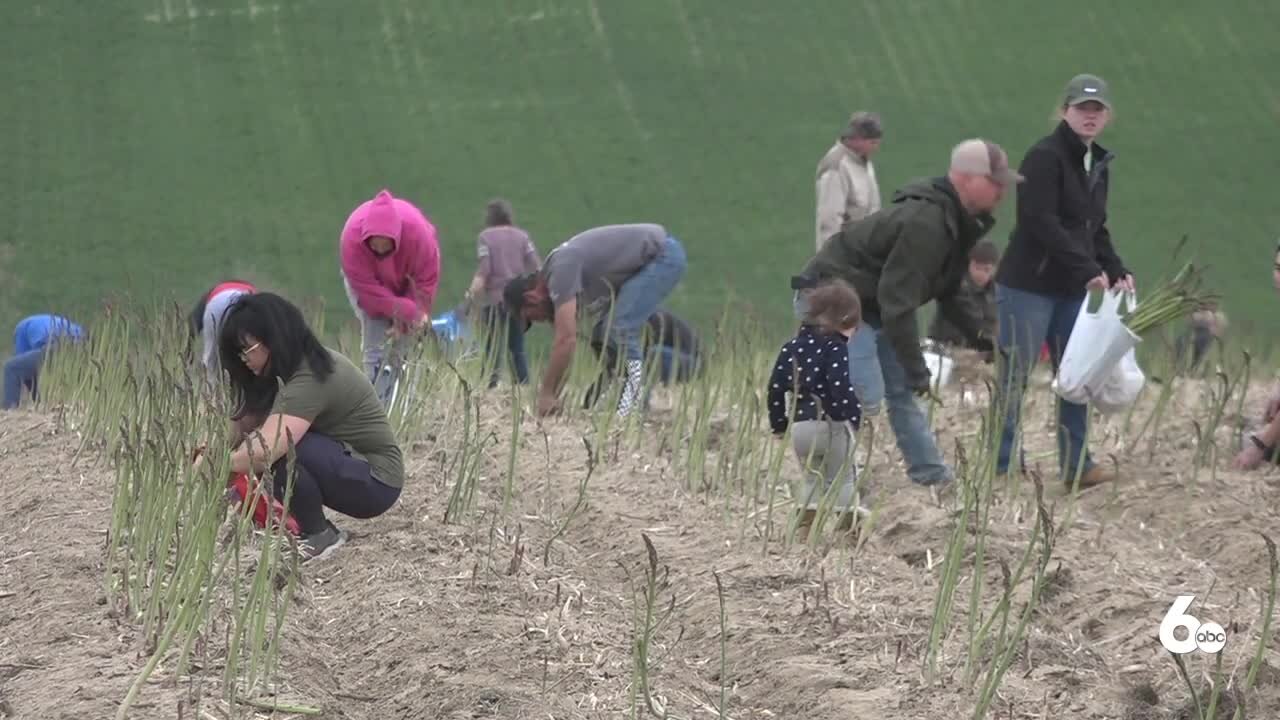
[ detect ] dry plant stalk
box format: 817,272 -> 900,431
40,302 -> 299,720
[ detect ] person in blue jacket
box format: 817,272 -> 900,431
3,314 -> 85,409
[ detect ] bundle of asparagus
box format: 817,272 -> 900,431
1122,262 -> 1220,335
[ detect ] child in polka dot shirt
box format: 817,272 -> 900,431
768,279 -> 864,541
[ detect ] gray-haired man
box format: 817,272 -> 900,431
815,111 -> 883,250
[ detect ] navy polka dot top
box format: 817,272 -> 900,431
767,324 -> 862,435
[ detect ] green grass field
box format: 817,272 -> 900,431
3,0 -> 1278,342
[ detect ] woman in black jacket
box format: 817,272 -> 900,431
992,73 -> 1135,490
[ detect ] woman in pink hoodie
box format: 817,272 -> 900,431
340,189 -> 441,409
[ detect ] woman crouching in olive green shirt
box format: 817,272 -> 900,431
206,292 -> 404,562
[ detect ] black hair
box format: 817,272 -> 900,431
503,273 -> 536,313
499,269 -> 550,319
217,292 -> 334,420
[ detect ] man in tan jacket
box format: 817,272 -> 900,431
815,112 -> 883,250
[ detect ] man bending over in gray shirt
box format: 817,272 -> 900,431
504,223 -> 688,418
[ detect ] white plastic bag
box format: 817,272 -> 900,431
1089,289 -> 1145,412
1055,289 -> 1141,405
923,345 -> 954,388
1093,347 -> 1145,413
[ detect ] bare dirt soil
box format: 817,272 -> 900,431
2,370 -> 1279,719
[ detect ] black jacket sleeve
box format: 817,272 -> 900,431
1017,146 -> 1106,286
1090,175 -> 1128,282
1094,223 -> 1128,284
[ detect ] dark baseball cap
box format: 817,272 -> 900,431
1064,73 -> 1111,109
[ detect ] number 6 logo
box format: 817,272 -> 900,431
1159,595 -> 1226,654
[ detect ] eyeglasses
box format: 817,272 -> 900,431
238,342 -> 261,363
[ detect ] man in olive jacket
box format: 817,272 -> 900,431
793,139 -> 1020,488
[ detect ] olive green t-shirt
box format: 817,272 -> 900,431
274,348 -> 405,488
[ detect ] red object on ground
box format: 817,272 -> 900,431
228,472 -> 301,536
1040,342 -> 1051,363
192,445 -> 300,536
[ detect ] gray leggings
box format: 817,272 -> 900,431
343,275 -> 415,409
791,419 -> 858,511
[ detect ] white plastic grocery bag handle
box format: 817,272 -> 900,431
1083,287 -> 1136,324
1097,287 -> 1125,318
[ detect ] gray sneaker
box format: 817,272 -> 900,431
298,522 -> 347,563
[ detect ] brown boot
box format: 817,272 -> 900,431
1068,466 -> 1115,490
795,510 -> 817,543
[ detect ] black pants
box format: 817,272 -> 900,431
481,304 -> 529,387
270,431 -> 400,535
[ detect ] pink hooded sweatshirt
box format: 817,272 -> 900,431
340,189 -> 441,325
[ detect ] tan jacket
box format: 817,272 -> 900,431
815,142 -> 881,250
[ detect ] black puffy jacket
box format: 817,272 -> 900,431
995,120 -> 1129,296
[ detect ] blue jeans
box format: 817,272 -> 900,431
792,290 -> 951,485
994,284 -> 1093,479
3,348 -> 46,409
607,235 -> 688,363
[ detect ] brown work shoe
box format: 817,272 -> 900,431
1068,466 -> 1115,490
